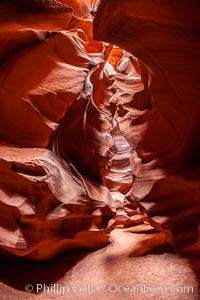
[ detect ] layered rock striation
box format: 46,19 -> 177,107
0,0 -> 199,259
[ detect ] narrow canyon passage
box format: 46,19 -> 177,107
0,0 -> 200,299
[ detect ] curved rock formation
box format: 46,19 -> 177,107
0,0 -> 117,260
94,0 -> 200,254
0,0 -> 199,260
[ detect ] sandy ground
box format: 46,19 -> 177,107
0,229 -> 199,300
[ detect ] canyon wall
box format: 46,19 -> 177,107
0,0 -> 199,259
94,0 -> 200,254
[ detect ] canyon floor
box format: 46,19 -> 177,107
0,229 -> 199,300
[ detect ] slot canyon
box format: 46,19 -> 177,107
0,0 -> 199,299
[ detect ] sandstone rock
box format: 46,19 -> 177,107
0,0 -> 199,260
94,0 -> 200,253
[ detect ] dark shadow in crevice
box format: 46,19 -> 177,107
0,248 -> 91,293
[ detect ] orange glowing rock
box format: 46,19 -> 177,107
0,0 -> 199,260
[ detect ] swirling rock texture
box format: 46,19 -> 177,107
0,0 -> 200,265
0,0 -> 115,261
94,0 -> 200,255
